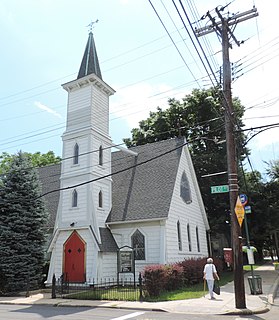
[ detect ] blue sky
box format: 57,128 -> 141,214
1,0 -> 279,180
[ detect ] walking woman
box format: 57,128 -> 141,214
203,257 -> 220,300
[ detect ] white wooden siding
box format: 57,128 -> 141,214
68,86 -> 92,112
110,221 -> 164,275
89,135 -> 112,177
99,252 -> 118,279
47,229 -> 100,284
62,135 -> 88,173
165,146 -> 209,263
91,86 -> 109,134
60,184 -> 88,223
65,84 -> 111,136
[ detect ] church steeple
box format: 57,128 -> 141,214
77,31 -> 102,80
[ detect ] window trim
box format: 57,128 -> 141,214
72,189 -> 78,207
131,229 -> 145,261
180,171 -> 192,204
73,143 -> 79,165
177,220 -> 182,251
196,226 -> 200,252
99,145 -> 103,166
98,190 -> 103,208
187,223 -> 192,252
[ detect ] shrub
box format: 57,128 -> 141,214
142,258 -> 224,297
178,257 -> 223,285
142,265 -> 166,297
163,264 -> 184,291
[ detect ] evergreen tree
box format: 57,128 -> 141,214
0,151 -> 48,293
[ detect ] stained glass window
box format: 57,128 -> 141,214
131,229 -> 145,260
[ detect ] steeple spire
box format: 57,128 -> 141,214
77,30 -> 102,80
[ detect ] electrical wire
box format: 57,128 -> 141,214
148,0 -> 202,89
1,116 -> 225,181
36,140 -> 188,198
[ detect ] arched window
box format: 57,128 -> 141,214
98,190 -> 103,208
177,221 -> 182,251
180,171 -> 192,204
72,189 -> 78,207
131,229 -> 145,260
99,146 -> 103,166
187,223 -> 192,252
196,226 -> 200,252
73,143 -> 79,165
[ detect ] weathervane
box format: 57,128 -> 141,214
87,19 -> 99,33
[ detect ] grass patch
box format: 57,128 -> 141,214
243,265 -> 260,271
145,271 -> 234,302
64,271 -> 235,302
145,283 -> 204,301
66,287 -> 140,301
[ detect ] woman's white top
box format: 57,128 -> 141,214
203,263 -> 217,280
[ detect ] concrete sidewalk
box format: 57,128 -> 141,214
0,263 -> 278,315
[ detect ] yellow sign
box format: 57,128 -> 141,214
235,196 -> 245,226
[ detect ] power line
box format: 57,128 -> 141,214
1,117 -> 224,179
37,139 -> 189,199
148,0 -> 202,89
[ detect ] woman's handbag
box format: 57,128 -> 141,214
213,280 -> 220,295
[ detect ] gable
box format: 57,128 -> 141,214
182,145 -> 210,230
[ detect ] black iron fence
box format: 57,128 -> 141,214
52,273 -> 144,301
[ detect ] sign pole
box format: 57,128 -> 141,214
241,195 -> 256,290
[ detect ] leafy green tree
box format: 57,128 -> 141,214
0,151 -> 48,293
239,162 -> 279,262
245,180 -> 279,261
124,87 -> 247,243
0,151 -> 61,175
265,159 -> 279,181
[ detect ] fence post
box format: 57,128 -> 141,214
25,274 -> 30,297
51,274 -> 56,299
139,272 -> 143,302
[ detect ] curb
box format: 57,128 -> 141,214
0,273 -> 278,316
224,273 -> 279,316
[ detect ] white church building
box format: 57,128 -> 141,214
42,31 -> 210,284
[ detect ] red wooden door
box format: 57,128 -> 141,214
64,231 -> 86,282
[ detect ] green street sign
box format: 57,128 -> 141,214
211,185 -> 229,194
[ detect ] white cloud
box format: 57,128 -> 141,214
34,101 -> 63,119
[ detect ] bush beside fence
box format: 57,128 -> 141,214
142,257 -> 223,297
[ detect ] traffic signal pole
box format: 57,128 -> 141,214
195,6 -> 258,309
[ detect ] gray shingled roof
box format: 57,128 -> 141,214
106,138 -> 183,223
38,138 -> 184,245
77,32 -> 102,80
38,163 -> 61,229
99,228 -> 118,252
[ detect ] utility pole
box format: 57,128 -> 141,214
195,7 -> 258,309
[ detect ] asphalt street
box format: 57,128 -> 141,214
0,301 -> 279,320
